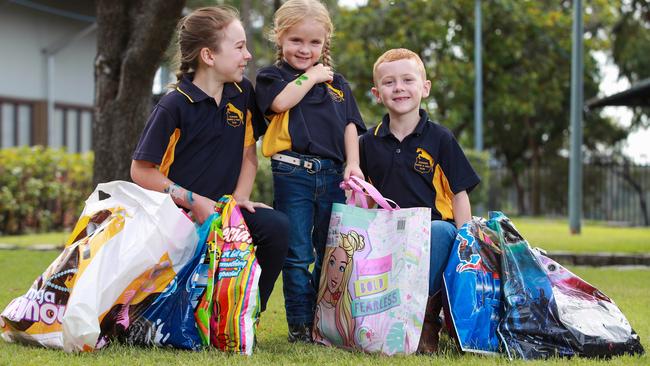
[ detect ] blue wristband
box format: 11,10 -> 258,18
186,190 -> 195,206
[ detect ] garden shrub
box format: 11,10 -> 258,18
0,147 -> 93,235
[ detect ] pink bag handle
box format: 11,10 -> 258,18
342,176 -> 400,211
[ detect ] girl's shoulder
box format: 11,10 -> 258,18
157,87 -> 189,111
257,64 -> 282,77
235,77 -> 254,93
332,72 -> 351,87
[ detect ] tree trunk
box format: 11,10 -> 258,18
530,138 -> 541,216
93,0 -> 186,186
511,170 -> 527,216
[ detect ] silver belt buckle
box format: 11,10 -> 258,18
306,157 -> 321,173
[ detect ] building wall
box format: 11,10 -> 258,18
0,2 -> 95,105
0,2 -> 96,151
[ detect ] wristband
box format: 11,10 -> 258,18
186,190 -> 195,206
165,183 -> 183,201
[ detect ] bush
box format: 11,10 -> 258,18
0,147 -> 93,235
251,153 -> 274,206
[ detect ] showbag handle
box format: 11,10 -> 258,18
341,176 -> 399,211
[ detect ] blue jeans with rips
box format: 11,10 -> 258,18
271,153 -> 346,326
429,220 -> 457,296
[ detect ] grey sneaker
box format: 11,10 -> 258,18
287,323 -> 313,343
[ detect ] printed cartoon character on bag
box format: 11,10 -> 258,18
314,231 -> 365,348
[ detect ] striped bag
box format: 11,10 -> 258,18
195,196 -> 261,355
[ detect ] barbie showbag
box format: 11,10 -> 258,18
0,181 -> 197,352
442,216 -> 502,355
313,177 -> 430,355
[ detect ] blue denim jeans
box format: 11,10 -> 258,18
271,153 -> 345,326
429,220 -> 457,296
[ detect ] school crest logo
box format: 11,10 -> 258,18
225,103 -> 244,127
326,83 -> 344,103
414,148 -> 433,174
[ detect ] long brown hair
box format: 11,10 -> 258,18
171,6 -> 240,85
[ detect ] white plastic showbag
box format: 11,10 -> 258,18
1,181 -> 198,352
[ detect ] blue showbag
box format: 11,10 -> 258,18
123,213 -> 215,350
442,216 -> 502,355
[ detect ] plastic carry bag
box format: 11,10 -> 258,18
195,196 -> 261,355
0,181 -> 197,352
443,216 -> 502,355
313,176 -> 430,355
492,211 -> 645,359
122,214 -> 218,350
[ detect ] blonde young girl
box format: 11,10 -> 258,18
255,0 -> 366,343
131,6 -> 288,314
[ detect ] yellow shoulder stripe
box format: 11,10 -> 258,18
433,165 -> 454,221
244,110 -> 255,147
176,87 -> 194,103
374,122 -> 383,136
159,128 -> 181,176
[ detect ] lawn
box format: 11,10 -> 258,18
0,250 -> 648,365
503,217 -> 650,254
2,217 -> 649,254
0,231 -> 68,248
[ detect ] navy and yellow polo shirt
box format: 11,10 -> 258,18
255,61 -> 366,162
359,109 -> 480,221
132,74 -> 263,201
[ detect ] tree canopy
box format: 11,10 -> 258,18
92,0 -> 644,216
333,0 -> 627,214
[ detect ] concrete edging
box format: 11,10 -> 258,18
546,251 -> 650,267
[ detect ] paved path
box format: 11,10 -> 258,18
1,242 -> 649,267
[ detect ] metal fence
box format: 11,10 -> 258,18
488,162 -> 650,226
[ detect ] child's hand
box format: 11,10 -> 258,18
344,163 -> 364,181
236,199 -> 272,213
306,63 -> 333,84
191,194 -> 217,224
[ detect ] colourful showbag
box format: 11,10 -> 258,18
0,181 -> 197,352
194,212 -> 223,346
313,177 -> 430,355
194,196 -> 261,355
442,216 -> 502,355
492,211 -> 645,359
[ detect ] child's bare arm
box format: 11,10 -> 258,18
233,145 -> 271,213
270,64 -> 333,113
343,123 -> 363,180
130,159 -> 215,223
452,190 -> 472,228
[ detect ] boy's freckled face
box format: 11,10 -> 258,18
372,58 -> 430,116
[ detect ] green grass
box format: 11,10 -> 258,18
2,217 -> 649,253
0,231 -> 68,248
0,250 -> 648,365
508,217 -> 650,254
